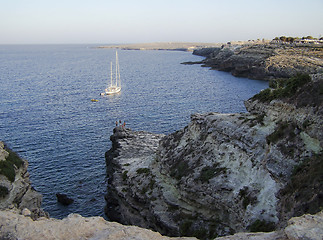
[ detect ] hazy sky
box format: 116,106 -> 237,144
1,0 -> 322,44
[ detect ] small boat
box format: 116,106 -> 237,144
101,51 -> 121,96
91,99 -> 99,102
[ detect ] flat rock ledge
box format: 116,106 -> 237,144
0,209 -> 196,240
0,210 -> 322,240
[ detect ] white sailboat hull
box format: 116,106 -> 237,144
102,86 -> 121,95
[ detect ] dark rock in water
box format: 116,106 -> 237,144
56,193 -> 74,206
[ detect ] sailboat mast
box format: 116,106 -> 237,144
110,62 -> 113,87
115,51 -> 118,86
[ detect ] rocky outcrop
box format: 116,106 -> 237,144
105,127 -> 167,232
0,142 -> 48,219
190,43 -> 323,80
1,209 -> 322,239
56,193 -> 74,206
105,74 -> 322,239
0,209 -> 196,240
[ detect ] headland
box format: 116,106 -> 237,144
98,42 -> 222,51
186,41 -> 323,80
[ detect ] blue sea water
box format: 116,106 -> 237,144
0,44 -> 268,219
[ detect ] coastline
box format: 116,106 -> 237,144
99,41 -> 323,81
1,42 -> 322,239
97,42 -> 222,51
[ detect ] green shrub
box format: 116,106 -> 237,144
0,147 -> 24,182
0,185 -> 9,198
0,160 -> 16,182
266,121 -> 296,144
239,187 -> 258,209
248,219 -> 276,232
180,220 -> 193,236
170,161 -> 190,180
281,153 -> 323,215
252,73 -> 311,102
319,82 -> 323,95
266,122 -> 288,143
199,163 -> 227,183
136,168 -> 150,175
252,88 -> 272,102
122,170 -> 128,181
200,166 -> 216,183
149,179 -> 156,190
141,186 -> 148,194
6,148 -> 24,169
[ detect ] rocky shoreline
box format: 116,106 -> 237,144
184,42 -> 323,80
1,140 -> 321,240
0,208 -> 321,240
105,73 -> 323,239
1,43 -> 323,239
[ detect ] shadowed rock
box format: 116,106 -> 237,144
56,193 -> 74,206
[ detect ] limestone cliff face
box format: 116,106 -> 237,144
1,209 -> 322,240
105,74 -> 322,239
191,43 -> 323,80
0,209 -> 197,240
0,142 -> 47,219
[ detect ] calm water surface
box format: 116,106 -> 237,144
0,45 -> 268,219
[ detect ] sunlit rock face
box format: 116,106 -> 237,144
0,142 -> 47,220
105,74 -> 322,238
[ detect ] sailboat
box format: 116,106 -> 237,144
101,51 -> 121,95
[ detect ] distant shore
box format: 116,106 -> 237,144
97,40 -> 271,52
97,42 -> 222,51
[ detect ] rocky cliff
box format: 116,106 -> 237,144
0,141 -> 47,219
105,74 -> 322,239
1,209 -> 322,240
2,146 -> 320,240
188,43 -> 323,80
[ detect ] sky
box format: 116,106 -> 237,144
1,0 -> 322,44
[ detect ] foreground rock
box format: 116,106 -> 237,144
0,142 -> 48,219
1,209 -> 322,240
189,43 -> 323,80
105,74 -> 322,239
0,209 -> 196,240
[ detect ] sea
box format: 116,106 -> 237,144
0,44 -> 268,219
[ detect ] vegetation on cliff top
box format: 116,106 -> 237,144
273,35 -> 323,43
0,146 -> 24,182
251,73 -> 311,103
279,153 -> 323,220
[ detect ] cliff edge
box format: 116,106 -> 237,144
188,43 -> 323,80
105,73 -> 322,239
0,142 -> 47,219
0,209 -> 322,240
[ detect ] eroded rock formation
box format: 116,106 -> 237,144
0,142 -> 48,219
105,74 -> 322,239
